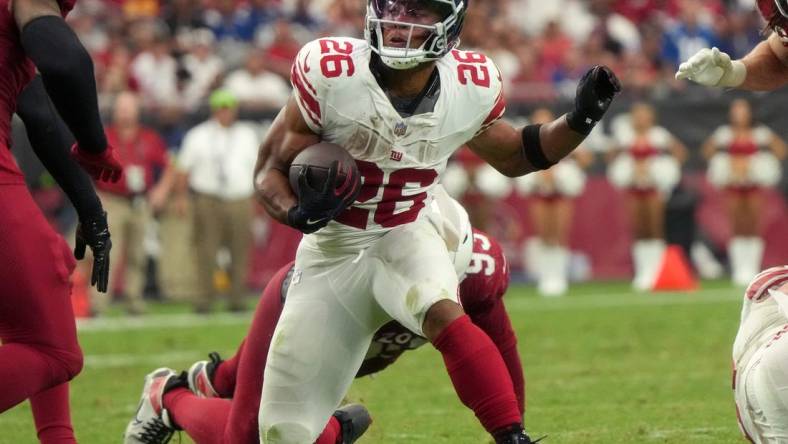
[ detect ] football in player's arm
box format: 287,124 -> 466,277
676,0 -> 788,91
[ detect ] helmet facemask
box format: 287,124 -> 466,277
365,0 -> 465,70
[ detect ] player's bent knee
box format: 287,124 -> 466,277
423,299 -> 464,341
259,422 -> 314,444
64,349 -> 84,380
55,347 -> 84,381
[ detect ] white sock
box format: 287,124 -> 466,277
729,237 -> 749,286
743,237 -> 764,285
523,238 -> 544,282
643,239 -> 666,291
538,244 -> 568,297
632,240 -> 649,290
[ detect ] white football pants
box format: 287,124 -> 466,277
259,217 -> 459,443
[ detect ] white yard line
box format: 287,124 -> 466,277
77,312 -> 251,332
505,288 -> 740,311
75,288 -> 740,332
83,350 -> 203,369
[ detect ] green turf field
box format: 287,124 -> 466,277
0,281 -> 745,443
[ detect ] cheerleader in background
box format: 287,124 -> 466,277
516,108 -> 592,296
608,102 -> 688,291
702,99 -> 786,286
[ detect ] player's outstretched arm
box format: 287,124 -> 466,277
676,34 -> 788,91
16,75 -> 112,292
13,0 -> 122,182
255,96 -> 320,227
468,66 -> 621,177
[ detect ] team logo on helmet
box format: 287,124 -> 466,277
365,0 -> 467,70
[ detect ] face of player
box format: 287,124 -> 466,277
376,0 -> 448,49
729,99 -> 753,128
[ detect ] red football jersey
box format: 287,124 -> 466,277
459,228 -> 510,314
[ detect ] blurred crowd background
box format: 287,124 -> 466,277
68,0 -> 772,112
9,0 -> 788,315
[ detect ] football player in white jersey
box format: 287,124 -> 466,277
676,0 -> 788,91
733,266 -> 788,443
253,0 -> 621,442
123,186 -> 527,444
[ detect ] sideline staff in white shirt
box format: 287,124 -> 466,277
176,89 -> 259,313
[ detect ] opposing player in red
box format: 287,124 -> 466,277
0,0 -> 123,442
676,0 -> 788,91
124,195 -> 524,444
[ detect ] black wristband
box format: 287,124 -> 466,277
520,124 -> 555,170
566,111 -> 596,136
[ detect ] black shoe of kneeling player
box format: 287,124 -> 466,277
333,404 -> 372,444
494,425 -> 545,444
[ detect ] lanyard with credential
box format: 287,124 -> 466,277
213,125 -> 234,191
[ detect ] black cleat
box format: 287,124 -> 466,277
495,426 -> 545,444
332,404 -> 372,444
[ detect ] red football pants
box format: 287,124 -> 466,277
0,184 -> 81,412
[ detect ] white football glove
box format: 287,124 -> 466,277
675,47 -> 746,88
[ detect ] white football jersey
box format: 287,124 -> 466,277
732,266 -> 788,369
290,37 -> 505,250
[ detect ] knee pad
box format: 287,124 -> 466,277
260,421 -> 314,444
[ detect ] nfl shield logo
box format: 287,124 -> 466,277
394,121 -> 407,136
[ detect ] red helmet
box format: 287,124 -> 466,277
758,0 -> 788,44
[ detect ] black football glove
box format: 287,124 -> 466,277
74,211 -> 112,293
567,65 -> 622,135
288,161 -> 361,234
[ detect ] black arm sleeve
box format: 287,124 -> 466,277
19,15 -> 108,155
16,75 -> 103,220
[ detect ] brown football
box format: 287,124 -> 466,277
288,142 -> 361,206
